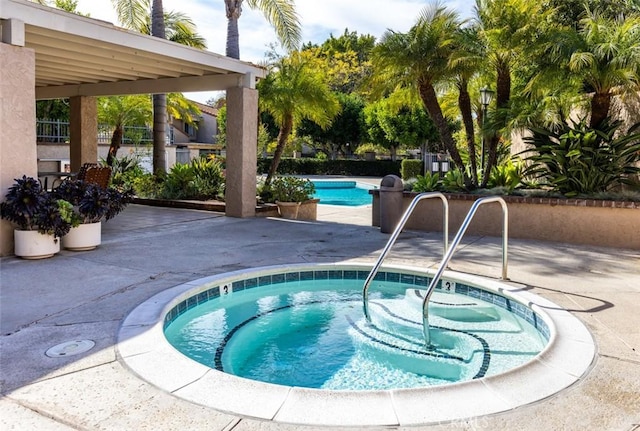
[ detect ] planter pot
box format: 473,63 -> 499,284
297,199 -> 320,221
62,222 -> 102,251
276,201 -> 301,220
14,230 -> 60,259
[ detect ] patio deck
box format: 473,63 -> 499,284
1,203 -> 638,430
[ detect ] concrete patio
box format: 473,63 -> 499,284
1,203 -> 638,430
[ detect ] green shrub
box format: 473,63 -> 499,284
441,168 -> 466,192
269,176 -> 315,203
401,159 -> 422,180
488,160 -> 523,193
521,119 -> 640,196
152,157 -> 225,200
189,157 -> 225,199
412,172 -> 441,192
354,143 -> 386,155
160,163 -> 195,199
131,173 -> 161,198
258,158 -> 401,177
108,154 -> 145,192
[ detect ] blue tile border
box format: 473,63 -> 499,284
163,269 -> 550,341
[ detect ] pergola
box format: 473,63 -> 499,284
0,0 -> 266,256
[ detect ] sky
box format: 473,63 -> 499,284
73,0 -> 474,103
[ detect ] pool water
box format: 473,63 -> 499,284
165,277 -> 547,390
312,181 -> 375,206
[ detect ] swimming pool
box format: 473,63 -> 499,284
164,273 -> 547,390
312,180 -> 375,206
118,263 -> 596,427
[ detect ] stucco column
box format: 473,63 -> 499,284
0,43 -> 36,256
225,86 -> 258,218
69,96 -> 98,172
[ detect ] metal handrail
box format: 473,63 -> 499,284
363,192 -> 449,321
420,196 -> 508,345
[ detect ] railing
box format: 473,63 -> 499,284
362,192 -> 449,321
36,119 -> 69,143
36,120 -> 174,145
419,196 -> 508,345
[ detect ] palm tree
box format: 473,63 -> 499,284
98,95 -> 153,165
111,0 -> 167,174
150,0 -> 167,176
224,0 -> 301,59
449,26 -> 485,186
371,3 -> 469,186
141,10 -> 207,48
567,10 -> 640,128
112,0 -> 207,174
475,0 -> 551,186
99,93 -> 199,165
167,93 -> 202,126
258,52 -> 340,186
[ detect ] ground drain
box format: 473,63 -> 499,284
45,340 -> 95,358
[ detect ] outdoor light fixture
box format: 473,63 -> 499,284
480,87 -> 494,107
441,161 -> 450,173
479,87 -> 494,172
432,161 -> 440,172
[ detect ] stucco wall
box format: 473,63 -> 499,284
372,192 -> 640,250
1,44 -> 36,256
196,113 -> 217,144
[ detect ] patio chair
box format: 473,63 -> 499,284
76,163 -> 98,181
82,166 -> 112,189
51,162 -> 99,190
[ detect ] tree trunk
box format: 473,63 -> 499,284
265,115 -> 293,187
106,125 -> 123,166
390,145 -> 397,162
417,80 -> 469,188
151,0 -> 167,175
458,80 -> 478,187
481,59 -> 510,187
152,94 -> 167,175
225,0 -> 242,59
151,0 -> 165,39
590,92 -> 611,128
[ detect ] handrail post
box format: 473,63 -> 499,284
421,196 -> 508,345
363,192 -> 449,321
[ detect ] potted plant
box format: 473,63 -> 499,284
53,179 -> 132,251
0,176 -> 73,259
270,176 -> 319,220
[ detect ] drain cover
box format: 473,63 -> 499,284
45,340 -> 95,358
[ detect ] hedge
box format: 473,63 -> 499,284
401,159 -> 422,180
257,158 -> 402,177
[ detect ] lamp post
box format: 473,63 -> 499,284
479,87 -> 494,172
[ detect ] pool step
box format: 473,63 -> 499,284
405,289 -> 503,323
347,315 -> 488,381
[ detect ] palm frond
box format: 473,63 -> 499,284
111,0 -> 150,30
248,0 -> 301,52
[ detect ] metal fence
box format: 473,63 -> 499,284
36,119 -> 69,143
36,119 -> 173,144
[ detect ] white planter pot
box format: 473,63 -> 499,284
62,222 -> 102,251
14,230 -> 60,259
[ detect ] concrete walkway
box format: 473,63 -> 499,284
1,203 -> 639,430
